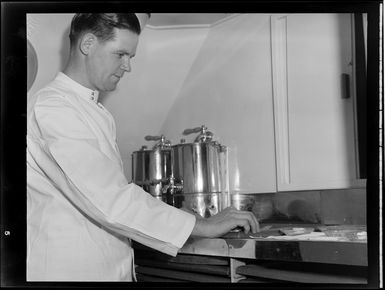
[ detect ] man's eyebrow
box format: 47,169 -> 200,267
115,50 -> 135,58
115,49 -> 129,54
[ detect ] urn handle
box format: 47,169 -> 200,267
182,125 -> 214,143
144,135 -> 171,148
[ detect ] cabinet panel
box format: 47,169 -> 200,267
272,14 -> 363,191
236,262 -> 367,283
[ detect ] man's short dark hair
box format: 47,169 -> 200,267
69,13 -> 144,47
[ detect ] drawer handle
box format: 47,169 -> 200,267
342,73 -> 351,99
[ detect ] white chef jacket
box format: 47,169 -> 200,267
27,72 -> 196,281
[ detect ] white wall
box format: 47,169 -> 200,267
28,14 -> 74,97
158,14 -> 277,194
27,13 -> 210,181
103,26 -> 210,180
27,14 -> 277,193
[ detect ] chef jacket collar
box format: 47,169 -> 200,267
57,72 -> 100,103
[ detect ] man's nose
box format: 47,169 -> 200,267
121,56 -> 131,72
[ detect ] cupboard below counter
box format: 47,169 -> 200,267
132,233 -> 367,283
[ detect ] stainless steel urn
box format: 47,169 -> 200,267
171,126 -> 229,217
131,135 -> 172,200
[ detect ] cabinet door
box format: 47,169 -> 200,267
271,14 -> 364,191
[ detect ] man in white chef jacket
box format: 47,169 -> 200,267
26,13 -> 259,281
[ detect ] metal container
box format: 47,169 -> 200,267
231,193 -> 275,221
131,135 -> 172,199
172,193 -> 221,218
170,126 -> 229,217
172,126 -> 227,194
172,142 -> 223,194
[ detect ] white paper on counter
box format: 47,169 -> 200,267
249,232 -> 346,241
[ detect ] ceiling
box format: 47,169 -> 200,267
147,13 -> 233,27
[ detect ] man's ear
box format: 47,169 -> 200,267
79,33 -> 97,55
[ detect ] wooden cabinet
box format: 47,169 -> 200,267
134,248 -> 233,282
271,14 -> 365,191
236,261 -> 367,283
133,238 -> 368,283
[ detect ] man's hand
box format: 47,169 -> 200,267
190,206 -> 260,238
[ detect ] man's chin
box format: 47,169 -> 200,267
103,83 -> 118,92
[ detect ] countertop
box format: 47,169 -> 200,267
133,224 -> 367,267
179,237 -> 367,266
178,224 -> 367,266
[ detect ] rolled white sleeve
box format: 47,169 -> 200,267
32,95 -> 196,256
